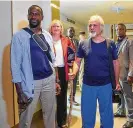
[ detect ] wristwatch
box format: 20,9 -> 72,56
56,79 -> 60,84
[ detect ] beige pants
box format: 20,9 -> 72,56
19,74 -> 56,128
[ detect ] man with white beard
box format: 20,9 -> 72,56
0,85 -> 10,128
69,15 -> 120,128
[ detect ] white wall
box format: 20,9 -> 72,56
103,24 -> 112,39
0,1 -> 12,108
0,1 -> 12,127
0,1 -> 12,85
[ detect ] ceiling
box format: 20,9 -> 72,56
60,0 -> 133,26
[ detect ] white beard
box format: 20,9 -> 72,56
89,32 -> 96,38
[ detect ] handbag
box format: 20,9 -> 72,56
112,90 -> 121,103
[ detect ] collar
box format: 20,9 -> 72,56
117,36 -> 127,42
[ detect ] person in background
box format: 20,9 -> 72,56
115,23 -> 133,128
67,27 -> 79,106
11,5 -> 59,128
114,23 -> 127,118
49,20 -> 75,128
69,15 -> 120,128
79,31 -> 86,42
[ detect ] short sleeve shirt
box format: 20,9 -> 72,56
77,39 -> 118,86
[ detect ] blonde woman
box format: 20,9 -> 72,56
49,20 -> 75,128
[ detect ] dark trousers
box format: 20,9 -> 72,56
120,79 -> 133,121
56,67 -> 68,127
117,88 -> 125,111
72,73 -> 78,98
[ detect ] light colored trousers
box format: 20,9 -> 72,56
19,74 -> 56,128
120,79 -> 133,122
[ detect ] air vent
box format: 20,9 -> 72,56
67,18 -> 75,24
111,6 -> 124,13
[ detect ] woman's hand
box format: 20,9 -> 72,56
68,72 -> 76,80
56,83 -> 61,95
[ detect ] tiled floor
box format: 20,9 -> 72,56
14,89 -> 126,128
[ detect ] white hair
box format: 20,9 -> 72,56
89,15 -> 104,32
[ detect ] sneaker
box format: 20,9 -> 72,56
62,124 -> 68,128
57,124 -> 68,128
122,121 -> 133,128
68,96 -> 80,106
114,109 -> 126,117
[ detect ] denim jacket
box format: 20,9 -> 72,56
11,28 -> 55,98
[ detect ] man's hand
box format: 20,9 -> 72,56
115,83 -> 121,91
127,76 -> 133,85
56,83 -> 61,95
68,72 -> 76,80
15,83 -> 30,104
18,93 -> 29,104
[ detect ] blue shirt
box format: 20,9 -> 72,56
30,34 -> 53,80
77,39 -> 118,86
11,28 -> 55,98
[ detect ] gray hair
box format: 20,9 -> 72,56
88,15 -> 104,32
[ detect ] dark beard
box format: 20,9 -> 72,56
29,19 -> 40,28
69,34 -> 74,38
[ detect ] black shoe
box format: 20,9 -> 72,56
69,97 -> 79,106
73,100 -> 79,106
122,121 -> 133,128
62,124 -> 68,128
114,110 -> 126,117
57,124 -> 67,128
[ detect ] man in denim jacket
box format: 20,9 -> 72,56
11,5 -> 57,128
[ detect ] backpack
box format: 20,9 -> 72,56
85,38 -> 116,90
